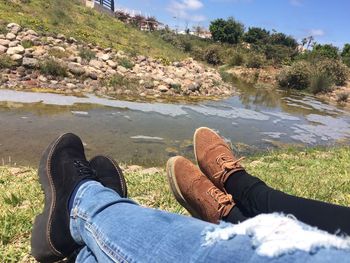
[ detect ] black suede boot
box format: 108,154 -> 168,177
89,155 -> 127,198
31,133 -> 97,263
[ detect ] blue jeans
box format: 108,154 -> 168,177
70,181 -> 350,262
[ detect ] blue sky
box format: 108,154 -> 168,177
115,0 -> 349,48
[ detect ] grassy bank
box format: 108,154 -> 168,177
1,147 -> 349,261
0,0 -> 185,61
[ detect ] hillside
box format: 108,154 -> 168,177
0,0 -> 185,61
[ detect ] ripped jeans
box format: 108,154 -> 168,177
70,181 -> 350,262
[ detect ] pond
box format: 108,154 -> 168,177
0,84 -> 349,167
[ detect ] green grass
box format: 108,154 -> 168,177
0,0 -> 185,61
1,146 -> 349,261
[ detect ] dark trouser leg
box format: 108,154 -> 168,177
225,171 -> 350,235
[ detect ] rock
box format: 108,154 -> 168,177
107,60 -> 117,69
137,55 -> 147,62
32,47 -> 46,57
7,23 -> 21,34
89,59 -> 104,69
187,82 -> 201,92
8,40 -> 19,47
7,45 -> 25,55
6,33 -> 16,41
68,62 -> 85,75
173,61 -> 184,67
68,37 -> 77,43
104,48 -> 112,52
86,70 -> 98,80
52,46 -> 65,53
57,34 -> 65,40
0,39 -> 10,47
66,83 -> 76,89
100,53 -> 110,61
118,66 -> 127,73
22,57 -> 38,68
38,75 -> 48,82
11,54 -> 23,61
158,85 -> 169,93
144,81 -> 154,89
0,45 -> 7,54
25,29 -> 39,36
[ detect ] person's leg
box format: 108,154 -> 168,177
193,127 -> 350,235
71,180 -> 350,263
225,171 -> 350,235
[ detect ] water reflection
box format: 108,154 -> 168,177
0,88 -> 349,167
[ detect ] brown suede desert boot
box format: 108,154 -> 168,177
166,156 -> 234,224
194,127 -> 245,192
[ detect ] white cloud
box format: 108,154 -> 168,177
167,0 -> 205,22
309,29 -> 325,37
172,0 -> 203,11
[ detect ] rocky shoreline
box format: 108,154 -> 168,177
0,23 -> 233,101
227,66 -> 350,108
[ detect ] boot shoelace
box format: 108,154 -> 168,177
73,160 -> 97,178
213,153 -> 245,180
207,186 -> 233,212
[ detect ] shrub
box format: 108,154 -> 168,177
336,92 -> 349,103
309,71 -> 333,94
48,48 -> 69,58
277,61 -> 311,90
182,41 -> 192,52
118,57 -> 134,69
204,45 -> 222,65
229,51 -> 245,66
245,53 -> 266,69
79,47 -> 96,62
21,40 -> 34,48
312,44 -> 339,59
0,55 -> 16,69
105,73 -> 138,89
343,57 -> 350,68
315,59 -> 348,86
0,22 -> 6,34
243,27 -> 270,44
39,59 -> 68,77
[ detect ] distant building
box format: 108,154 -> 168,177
177,30 -> 212,39
114,9 -> 162,31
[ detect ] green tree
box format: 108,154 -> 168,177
243,27 -> 270,44
312,44 -> 339,59
209,17 -> 244,44
269,32 -> 298,48
341,43 -> 350,67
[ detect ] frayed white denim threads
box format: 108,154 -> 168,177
203,213 -> 350,257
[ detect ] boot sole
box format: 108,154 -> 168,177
166,157 -> 201,219
193,127 -> 211,169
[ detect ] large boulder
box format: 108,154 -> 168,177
7,23 -> 21,34
22,57 -> 39,68
5,33 -> 16,41
0,39 -> 10,47
11,54 -> 23,61
89,59 -> 104,69
6,45 -> 25,55
68,62 -> 85,75
0,45 -> 7,54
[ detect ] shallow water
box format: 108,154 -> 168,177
0,85 -> 349,167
